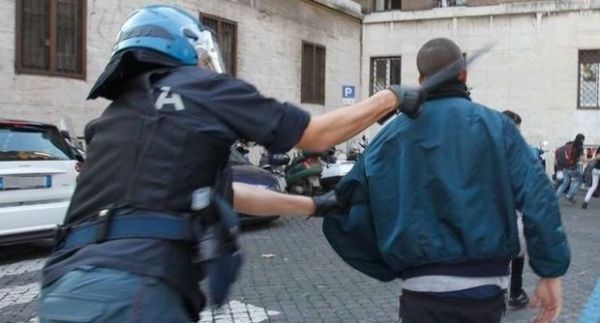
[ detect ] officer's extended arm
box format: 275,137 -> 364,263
232,183 -> 340,217
233,183 -> 315,216
296,90 -> 398,152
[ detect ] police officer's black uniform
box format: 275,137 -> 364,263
42,51 -> 311,320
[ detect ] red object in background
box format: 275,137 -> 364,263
303,156 -> 320,168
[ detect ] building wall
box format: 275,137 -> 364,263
353,0 -> 375,13
362,0 -> 574,12
0,0 -> 362,137
469,0 -> 545,6
362,1 -> 600,163
402,0 -> 436,11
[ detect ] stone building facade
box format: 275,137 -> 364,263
2,0 -> 599,165
0,0 -> 362,137
361,0 -> 600,163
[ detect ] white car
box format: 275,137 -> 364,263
0,119 -> 79,245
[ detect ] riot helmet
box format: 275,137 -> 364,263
113,5 -> 225,71
89,5 -> 225,100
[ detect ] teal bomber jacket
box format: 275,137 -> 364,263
323,97 -> 571,281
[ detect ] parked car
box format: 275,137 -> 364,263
0,119 -> 80,245
229,147 -> 281,225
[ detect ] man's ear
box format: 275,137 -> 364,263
458,70 -> 468,83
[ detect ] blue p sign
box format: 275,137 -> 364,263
342,86 -> 355,99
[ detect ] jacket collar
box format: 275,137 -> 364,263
425,79 -> 471,102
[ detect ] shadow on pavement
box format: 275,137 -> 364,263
0,240 -> 53,265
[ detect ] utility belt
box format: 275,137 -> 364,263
53,191 -> 242,307
53,208 -> 199,252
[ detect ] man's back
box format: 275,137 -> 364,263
329,94 -> 567,277
325,37 -> 569,323
365,97 -> 519,268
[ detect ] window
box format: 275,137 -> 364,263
16,0 -> 86,78
301,42 -> 326,104
0,124 -> 75,161
201,14 -> 237,76
435,0 -> 467,7
579,50 -> 600,109
374,0 -> 402,11
370,57 -> 401,95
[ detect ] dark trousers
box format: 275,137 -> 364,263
39,266 -> 192,323
399,290 -> 506,323
510,256 -> 525,297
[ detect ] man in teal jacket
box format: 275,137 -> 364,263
323,38 -> 570,323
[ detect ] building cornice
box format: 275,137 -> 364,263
307,0 -> 363,19
364,0 -> 600,24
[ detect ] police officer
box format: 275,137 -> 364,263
38,5 -> 418,322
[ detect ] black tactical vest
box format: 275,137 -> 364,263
66,69 -> 233,225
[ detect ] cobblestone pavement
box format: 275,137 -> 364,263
1,196 -> 599,323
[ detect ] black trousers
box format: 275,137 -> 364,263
399,290 -> 506,323
510,256 -> 525,297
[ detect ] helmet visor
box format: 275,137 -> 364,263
194,29 -> 226,73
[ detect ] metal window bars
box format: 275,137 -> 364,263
371,57 -> 401,95
579,50 -> 600,109
17,0 -> 85,77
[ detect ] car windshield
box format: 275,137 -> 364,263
0,125 -> 75,161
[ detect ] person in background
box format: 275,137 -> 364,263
582,148 -> 600,209
501,110 -> 530,310
556,134 -> 586,203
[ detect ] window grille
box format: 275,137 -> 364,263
579,50 -> 600,109
370,57 -> 401,95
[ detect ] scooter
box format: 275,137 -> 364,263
259,151 -> 289,192
233,140 -> 252,163
320,136 -> 368,191
259,150 -> 322,196
285,150 -> 323,196
320,148 -> 354,192
347,135 -> 369,161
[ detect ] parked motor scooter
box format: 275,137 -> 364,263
320,148 -> 354,192
346,135 -> 369,161
285,150 -> 323,196
259,151 -> 289,192
233,140 -> 252,163
320,136 -> 368,191
259,150 -> 322,196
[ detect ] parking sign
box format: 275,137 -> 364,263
342,85 -> 355,105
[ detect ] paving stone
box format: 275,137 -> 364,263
1,196 -> 600,322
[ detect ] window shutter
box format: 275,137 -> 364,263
21,0 -> 50,70
315,46 -> 326,103
301,43 -> 313,102
56,0 -> 82,73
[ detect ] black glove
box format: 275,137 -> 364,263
378,86 -> 425,124
309,190 -> 342,219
